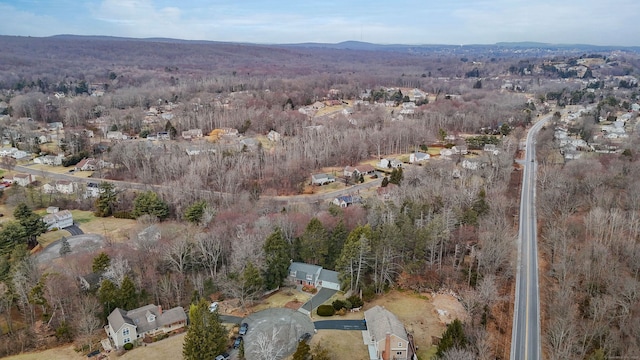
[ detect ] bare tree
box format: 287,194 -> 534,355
250,327 -> 288,360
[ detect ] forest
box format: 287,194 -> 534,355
0,35 -> 639,359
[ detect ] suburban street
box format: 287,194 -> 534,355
5,163 -> 382,205
510,114 -> 551,360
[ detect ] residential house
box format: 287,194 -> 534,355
42,183 -> 57,194
267,130 -> 281,142
55,180 -> 76,194
439,148 -> 454,159
48,122 -> 64,131
452,145 -> 468,155
11,150 -> 28,159
461,159 -> 481,171
42,209 -> 73,230
156,132 -> 170,140
311,173 -> 336,186
84,182 -> 102,198
409,152 -> 430,163
364,305 -> 411,360
343,164 -> 376,178
105,304 -> 187,349
332,195 -> 362,208
288,262 -> 340,290
483,144 -> 500,155
12,173 -> 34,187
75,158 -> 97,171
181,129 -> 203,140
0,147 -> 17,157
377,158 -> 402,169
34,154 -> 64,166
106,131 -> 128,140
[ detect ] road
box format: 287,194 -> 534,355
510,114 -> 551,360
6,164 -> 382,205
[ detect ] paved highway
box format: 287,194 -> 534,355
510,114 -> 551,360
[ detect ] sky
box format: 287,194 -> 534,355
0,0 -> 638,46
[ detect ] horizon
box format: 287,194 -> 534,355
1,0 -> 639,47
5,33 -> 639,49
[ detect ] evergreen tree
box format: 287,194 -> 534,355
94,182 -> 117,217
436,319 -> 467,358
13,203 -> 47,248
0,221 -> 27,256
292,339 -> 311,360
184,200 -> 207,223
263,228 -> 291,290
299,218 -> 328,266
325,220 -> 347,269
98,279 -> 119,320
132,191 -> 170,220
381,176 -> 389,187
59,236 -> 71,256
92,252 -> 111,273
119,275 -> 138,310
183,300 -> 228,360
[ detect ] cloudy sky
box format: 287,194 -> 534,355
0,0 -> 638,46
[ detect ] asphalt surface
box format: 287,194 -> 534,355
300,287 -> 338,312
220,315 -> 243,324
313,319 -> 367,330
510,114 -> 551,360
66,224 -> 84,235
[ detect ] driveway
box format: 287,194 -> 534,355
299,288 -> 338,314
242,308 -> 314,360
36,234 -> 106,263
313,319 -> 367,330
220,315 -> 243,324
66,224 -> 84,236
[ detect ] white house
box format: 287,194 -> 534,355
332,195 -> 361,208
75,158 -> 97,171
267,130 -> 281,142
12,173 -> 34,187
11,150 -> 28,159
105,305 -> 186,349
311,173 -> 336,186
42,209 -> 73,230
364,306 -> 411,360
377,158 -> 402,169
84,182 -> 102,198
0,147 -> 17,157
106,131 -> 127,140
42,183 -> 57,194
55,180 -> 76,194
181,129 -> 203,140
409,152 -> 430,163
452,145 -> 468,155
288,262 -> 340,290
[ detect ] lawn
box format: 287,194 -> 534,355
251,289 -> 312,312
36,210 -> 138,247
4,345 -> 84,360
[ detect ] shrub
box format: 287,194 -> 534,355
336,308 -> 347,316
123,343 -> 133,350
347,295 -> 364,308
113,211 -> 134,219
317,305 -> 335,317
332,299 -> 346,311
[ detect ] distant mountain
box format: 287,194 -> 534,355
47,35 -> 640,53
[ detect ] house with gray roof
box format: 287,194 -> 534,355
311,173 -> 336,186
105,304 -> 186,348
288,262 -> 340,290
363,305 -> 411,360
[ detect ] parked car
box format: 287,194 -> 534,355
209,302 -> 218,313
214,353 -> 230,360
233,336 -> 243,349
87,350 -> 101,358
299,332 -> 312,342
239,322 -> 249,335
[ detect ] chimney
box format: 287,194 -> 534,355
158,305 -> 162,315
383,332 -> 391,360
